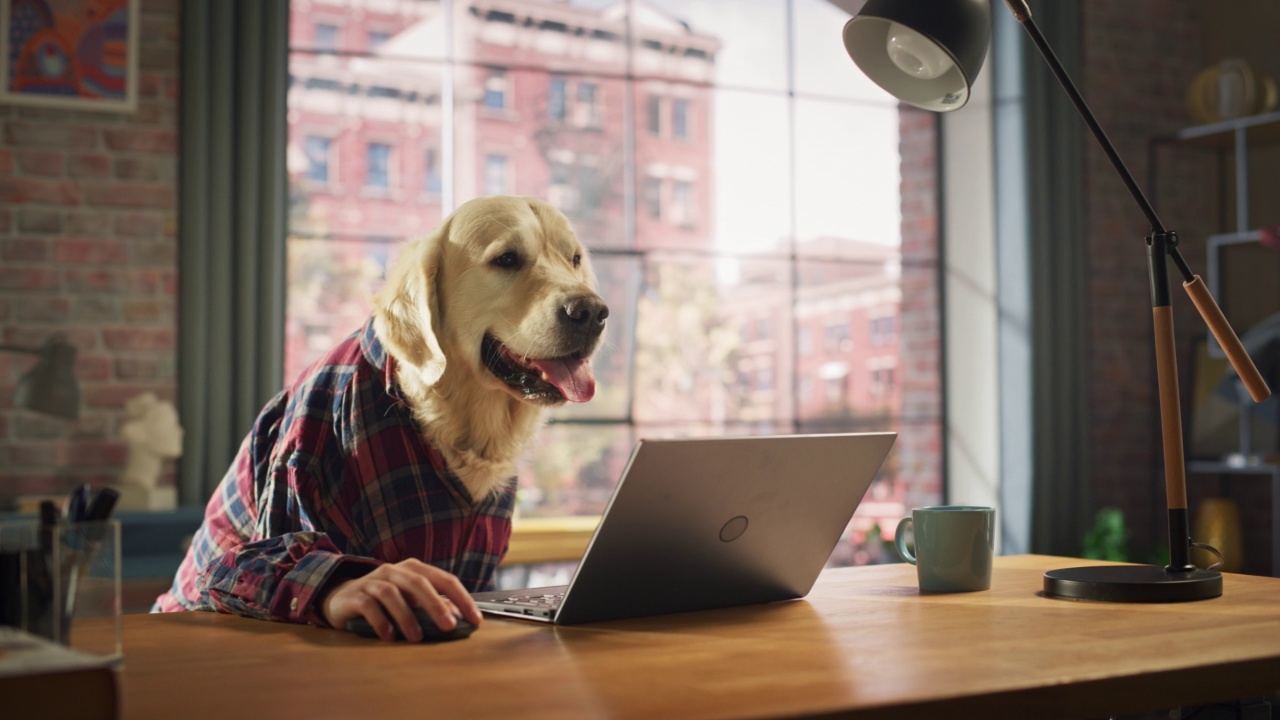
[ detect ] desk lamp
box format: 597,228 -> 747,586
844,0 -> 1272,601
1,335 -> 80,420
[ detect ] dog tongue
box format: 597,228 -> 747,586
531,357 -> 596,402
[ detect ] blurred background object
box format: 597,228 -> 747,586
1,335 -> 80,421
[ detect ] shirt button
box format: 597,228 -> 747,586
290,598 -> 298,612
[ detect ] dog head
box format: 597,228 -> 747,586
374,196 -> 608,406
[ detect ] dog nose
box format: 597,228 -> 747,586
563,296 -> 609,328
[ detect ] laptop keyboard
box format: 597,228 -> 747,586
497,591 -> 565,609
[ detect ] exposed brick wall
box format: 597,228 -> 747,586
0,0 -> 180,507
897,106 -> 942,509
1081,0 -> 1219,558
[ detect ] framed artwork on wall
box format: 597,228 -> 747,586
0,0 -> 139,113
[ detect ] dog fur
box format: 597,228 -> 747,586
371,196 -> 608,502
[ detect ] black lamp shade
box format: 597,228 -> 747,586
13,337 -> 80,420
843,0 -> 991,111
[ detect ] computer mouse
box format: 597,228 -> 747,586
346,607 -> 477,642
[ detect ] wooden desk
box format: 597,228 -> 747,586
93,555 -> 1280,719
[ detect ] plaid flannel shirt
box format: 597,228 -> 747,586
152,317 -> 516,625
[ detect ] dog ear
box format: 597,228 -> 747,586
373,218 -> 450,387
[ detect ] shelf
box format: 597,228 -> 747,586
1155,110 -> 1280,151
1186,461 -> 1280,576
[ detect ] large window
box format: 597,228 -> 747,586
285,0 -> 942,567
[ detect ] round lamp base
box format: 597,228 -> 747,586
1043,564 -> 1222,603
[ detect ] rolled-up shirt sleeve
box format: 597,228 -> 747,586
151,317 -> 514,621
198,531 -> 379,625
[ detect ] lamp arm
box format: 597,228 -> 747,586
1005,0 -> 1167,235
1005,1 -> 1272,403
1003,0 -> 1273,576
0,344 -> 43,356
1184,277 -> 1272,401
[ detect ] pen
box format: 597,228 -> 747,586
36,500 -> 60,640
62,487 -> 122,638
65,483 -> 90,523
38,500 -> 59,553
83,488 -> 120,523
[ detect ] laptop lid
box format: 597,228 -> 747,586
508,432 -> 895,625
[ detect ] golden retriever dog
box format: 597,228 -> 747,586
374,195 -> 609,500
154,195 -> 608,639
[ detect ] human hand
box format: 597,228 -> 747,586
320,559 -> 482,642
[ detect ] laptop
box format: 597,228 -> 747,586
473,432 -> 896,625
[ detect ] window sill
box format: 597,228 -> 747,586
480,108 -> 520,122
502,516 -> 599,566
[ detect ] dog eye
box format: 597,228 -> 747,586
572,254 -> 582,268
491,251 -> 522,269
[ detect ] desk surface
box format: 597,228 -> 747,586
96,555 -> 1280,720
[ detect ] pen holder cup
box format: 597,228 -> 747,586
0,519 -> 122,663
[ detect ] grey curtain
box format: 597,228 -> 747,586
1020,2 -> 1092,555
991,2 -> 1091,555
178,0 -> 289,505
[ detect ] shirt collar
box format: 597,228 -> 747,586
358,315 -> 451,479
359,315 -> 406,404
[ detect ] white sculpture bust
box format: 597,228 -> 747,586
117,392 -> 183,511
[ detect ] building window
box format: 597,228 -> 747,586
870,367 -> 896,398
484,154 -> 509,195
647,94 -> 662,136
314,23 -> 340,52
304,136 -> 331,184
549,77 -> 567,122
366,143 -> 392,190
643,177 -> 662,219
574,81 -> 600,127
870,315 -> 896,345
423,148 -> 441,197
548,161 -> 579,213
824,322 -> 851,352
798,326 -> 813,355
483,69 -> 508,111
367,30 -> 390,52
824,376 -> 846,406
672,98 -> 689,140
671,180 -> 693,226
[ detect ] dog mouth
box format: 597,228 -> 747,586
480,334 -> 596,404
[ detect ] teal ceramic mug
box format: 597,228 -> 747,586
894,506 -> 995,593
